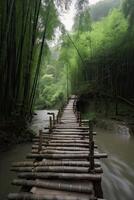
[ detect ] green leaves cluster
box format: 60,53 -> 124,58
0,0 -> 59,120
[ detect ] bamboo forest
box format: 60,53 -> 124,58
0,0 -> 134,200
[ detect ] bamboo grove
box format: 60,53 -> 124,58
0,0 -> 134,119
55,0 -> 134,107
0,0 -> 59,121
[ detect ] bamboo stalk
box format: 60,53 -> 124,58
12,179 -> 93,193
54,127 -> 89,130
32,146 -> 93,150
46,140 -> 89,143
33,139 -> 89,144
49,116 -> 53,133
8,192 -> 105,200
47,112 -> 56,125
34,136 -> 91,140
33,143 -> 94,147
12,166 -> 103,173
27,153 -> 107,159
12,161 -> 101,167
38,130 -> 43,153
31,150 -> 92,154
18,172 -> 101,180
88,121 -> 94,171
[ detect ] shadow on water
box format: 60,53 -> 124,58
0,143 -> 32,200
0,110 -> 58,200
0,111 -> 134,200
96,127 -> 134,200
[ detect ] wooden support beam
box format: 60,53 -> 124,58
47,112 -> 56,126
38,130 -> 43,153
88,121 -> 95,172
49,116 -> 52,133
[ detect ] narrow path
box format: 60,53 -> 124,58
8,96 -> 107,200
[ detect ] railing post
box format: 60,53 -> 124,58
77,111 -> 80,122
53,113 -> 55,125
47,112 -> 55,126
73,99 -> 76,113
89,120 -> 95,172
79,112 -> 81,126
38,130 -> 42,153
56,110 -> 59,123
57,109 -> 61,123
49,116 -> 52,134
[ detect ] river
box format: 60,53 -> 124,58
0,110 -> 58,200
0,111 -> 134,200
96,127 -> 134,200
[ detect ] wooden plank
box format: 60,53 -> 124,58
12,161 -> 101,167
8,192 -> 97,200
27,153 -> 107,159
8,96 -> 107,200
12,166 -> 103,173
12,179 -> 93,194
18,172 -> 101,180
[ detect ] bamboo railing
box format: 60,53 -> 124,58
8,95 -> 107,200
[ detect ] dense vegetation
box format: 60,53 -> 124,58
90,0 -> 121,21
0,0 -> 134,120
0,0 -> 60,148
0,0 -> 59,121
36,0 -> 134,113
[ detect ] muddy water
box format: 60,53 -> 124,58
0,143 -> 31,200
96,127 -> 134,200
0,110 -> 57,200
0,111 -> 134,200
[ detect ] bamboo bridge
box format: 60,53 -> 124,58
8,95 -> 107,200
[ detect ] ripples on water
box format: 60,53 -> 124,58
0,110 -> 57,199
0,112 -> 134,200
96,127 -> 134,200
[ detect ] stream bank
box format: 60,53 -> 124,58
79,94 -> 134,135
79,94 -> 134,199
0,122 -> 34,152
95,128 -> 134,200
0,109 -> 58,200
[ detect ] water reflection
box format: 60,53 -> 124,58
96,128 -> 134,200
0,144 -> 31,200
0,110 -> 57,200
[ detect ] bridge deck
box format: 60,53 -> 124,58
8,96 -> 107,200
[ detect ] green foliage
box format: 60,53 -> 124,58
35,47 -> 68,109
90,0 -> 121,21
51,4 -> 134,107
1,0 -> 134,118
0,0 -> 59,120
123,0 -> 134,27
30,0 -> 134,110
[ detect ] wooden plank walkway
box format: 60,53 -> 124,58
8,96 -> 107,200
